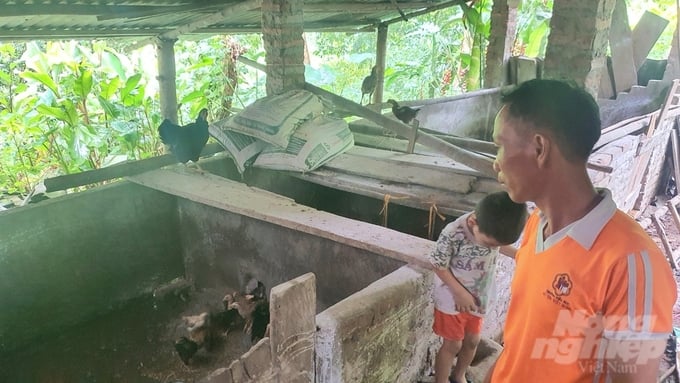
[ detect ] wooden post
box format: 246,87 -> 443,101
156,38 -> 178,123
484,0 -> 519,87
374,23 -> 388,105
407,120 -> 420,154
544,0 -> 617,97
262,0 -> 306,96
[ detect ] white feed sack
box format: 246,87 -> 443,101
208,124 -> 267,174
214,89 -> 325,148
254,115 -> 354,172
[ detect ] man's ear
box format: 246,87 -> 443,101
533,133 -> 551,168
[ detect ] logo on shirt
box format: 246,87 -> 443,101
530,309 -> 665,367
552,273 -> 572,296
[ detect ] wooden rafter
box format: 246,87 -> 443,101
1,5 -> 168,17
130,0 -> 262,48
304,2 -> 442,12
382,0 -> 465,26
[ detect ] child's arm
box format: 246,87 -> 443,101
500,245 -> 517,259
433,267 -> 478,313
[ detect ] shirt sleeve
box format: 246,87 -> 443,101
429,222 -> 465,269
601,249 -> 676,340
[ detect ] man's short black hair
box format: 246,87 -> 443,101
475,191 -> 528,245
501,79 -> 601,162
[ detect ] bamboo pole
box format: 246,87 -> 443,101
374,23 -> 388,105
157,38 -> 178,123
304,82 -> 496,177
44,143 -> 225,192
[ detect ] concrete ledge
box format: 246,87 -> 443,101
316,265 -> 436,383
129,168 -> 434,269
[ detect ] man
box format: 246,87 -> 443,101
486,79 -> 677,382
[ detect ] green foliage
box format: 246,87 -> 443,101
0,41 -> 159,194
0,36 -> 266,196
0,0 -> 676,197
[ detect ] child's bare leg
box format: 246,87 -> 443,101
435,338 -> 462,383
451,332 -> 481,383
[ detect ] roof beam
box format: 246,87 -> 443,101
130,0 -> 262,49
303,2 -> 437,12
0,22 -> 376,41
0,5 -> 167,17
0,28 -> 168,40
382,0 -> 465,26
97,1 -> 229,21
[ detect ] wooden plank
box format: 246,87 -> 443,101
293,168 -> 480,217
323,152 -> 476,194
652,206 -> 678,269
658,79 -> 680,122
304,83 -> 497,177
347,145 -> 489,177
667,195 -> 680,237
599,57 -> 616,99
473,178 -> 504,194
350,122 -> 498,155
594,113 -> 653,150
608,0 -> 637,92
671,128 -> 680,195
352,131 -> 436,156
127,169 -> 434,268
663,22 -> 679,81
44,142 -> 225,192
270,273 -> 316,383
601,113 -> 651,134
632,11 -> 670,69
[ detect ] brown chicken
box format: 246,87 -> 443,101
360,66 -> 377,105
224,286 -> 270,344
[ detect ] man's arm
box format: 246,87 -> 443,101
605,338 -> 666,383
600,250 -> 676,382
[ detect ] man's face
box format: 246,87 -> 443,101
492,106 -> 538,203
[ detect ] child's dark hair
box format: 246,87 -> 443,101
475,191 -> 528,245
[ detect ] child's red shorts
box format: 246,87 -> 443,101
432,308 -> 483,341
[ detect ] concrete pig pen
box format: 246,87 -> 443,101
0,168 -> 464,382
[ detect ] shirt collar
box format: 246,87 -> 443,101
537,188 -> 617,250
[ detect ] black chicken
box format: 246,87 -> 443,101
174,336 -> 199,365
360,66 -> 377,105
250,298 -> 270,343
158,108 -> 209,167
387,99 -> 420,125
225,283 -> 270,344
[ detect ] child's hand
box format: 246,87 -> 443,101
452,288 -> 478,313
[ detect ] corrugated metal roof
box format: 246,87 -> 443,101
0,0 -> 463,41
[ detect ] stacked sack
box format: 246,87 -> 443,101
210,89 -> 354,174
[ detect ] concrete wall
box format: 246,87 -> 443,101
177,199 -> 405,310
316,266 -> 437,383
413,90 -> 503,141
0,182 -> 184,352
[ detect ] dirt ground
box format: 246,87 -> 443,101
0,286 -> 252,383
